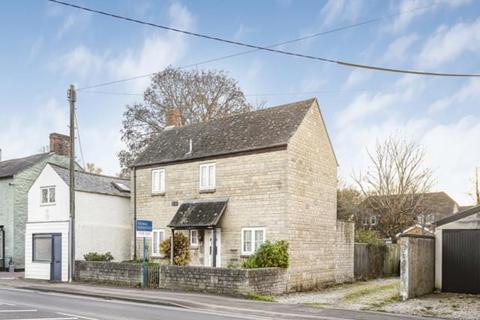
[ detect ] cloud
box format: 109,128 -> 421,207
418,17 -> 480,68
233,24 -> 254,41
319,0 -> 363,27
53,2 -> 194,92
0,99 -> 68,159
390,0 -> 471,33
383,34 -> 419,62
428,79 -> 480,113
344,69 -> 372,88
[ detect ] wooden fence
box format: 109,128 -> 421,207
354,243 -> 400,279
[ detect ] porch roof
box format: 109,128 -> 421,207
168,198 -> 228,229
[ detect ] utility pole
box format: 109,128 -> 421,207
68,84 -> 76,282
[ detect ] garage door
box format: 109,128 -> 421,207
442,229 -> 480,294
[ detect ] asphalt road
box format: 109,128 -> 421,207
0,287 -> 273,320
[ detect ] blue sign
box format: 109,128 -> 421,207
137,220 -> 152,231
136,220 -> 152,237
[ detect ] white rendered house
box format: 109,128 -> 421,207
25,163 -> 131,281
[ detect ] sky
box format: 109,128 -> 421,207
0,0 -> 479,205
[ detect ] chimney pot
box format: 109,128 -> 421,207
49,133 -> 71,156
166,108 -> 182,127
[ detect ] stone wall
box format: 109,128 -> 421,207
334,221 -> 354,282
75,261 -> 142,287
75,261 -> 287,295
399,235 -> 435,300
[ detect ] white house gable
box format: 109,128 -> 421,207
28,164 -> 69,223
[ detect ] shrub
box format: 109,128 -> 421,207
84,252 -> 114,262
355,229 -> 384,247
160,232 -> 190,266
242,240 -> 289,268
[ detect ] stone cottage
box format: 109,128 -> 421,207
131,98 -> 354,291
0,133 -> 73,270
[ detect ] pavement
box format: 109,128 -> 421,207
0,275 -> 443,320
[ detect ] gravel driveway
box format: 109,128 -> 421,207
278,278 -> 480,319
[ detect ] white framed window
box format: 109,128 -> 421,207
151,169 -> 165,194
190,230 -> 199,246
370,215 -> 378,226
151,229 -> 165,256
40,186 -> 56,205
241,227 -> 266,255
33,234 -> 52,262
199,163 -> 216,190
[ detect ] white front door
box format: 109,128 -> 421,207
204,229 -> 221,267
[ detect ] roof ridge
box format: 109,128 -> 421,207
0,152 -> 50,164
48,163 -> 128,181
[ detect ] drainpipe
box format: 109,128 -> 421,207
133,167 -> 137,260
212,227 -> 217,267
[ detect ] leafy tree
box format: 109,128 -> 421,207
160,233 -> 191,266
337,179 -> 363,221
354,135 -> 434,241
85,162 -> 102,175
118,67 -> 253,174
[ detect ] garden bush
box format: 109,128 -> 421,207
160,232 -> 190,266
84,252 -> 114,262
242,240 -> 289,268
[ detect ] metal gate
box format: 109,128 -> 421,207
442,229 -> 480,294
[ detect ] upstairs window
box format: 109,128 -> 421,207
152,229 -> 165,256
199,163 -> 216,190
241,227 -> 266,255
41,187 -> 56,205
151,169 -> 165,194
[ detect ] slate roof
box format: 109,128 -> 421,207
50,164 -> 130,198
436,205 -> 480,227
363,192 -> 459,221
168,199 -> 228,229
0,153 -> 51,179
133,98 -> 316,167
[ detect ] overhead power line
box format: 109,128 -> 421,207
48,0 -> 480,91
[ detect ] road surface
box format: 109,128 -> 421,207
0,286 -> 439,320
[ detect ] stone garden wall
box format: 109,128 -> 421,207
75,261 -> 288,295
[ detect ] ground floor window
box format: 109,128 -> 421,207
33,234 -> 52,262
152,229 -> 165,256
241,227 -> 266,255
190,230 -> 199,246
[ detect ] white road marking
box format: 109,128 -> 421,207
57,312 -> 99,320
0,309 -> 37,312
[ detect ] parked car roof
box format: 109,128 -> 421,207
133,98 -> 316,167
50,164 -> 130,198
0,153 -> 51,179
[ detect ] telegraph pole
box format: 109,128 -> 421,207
68,84 -> 76,282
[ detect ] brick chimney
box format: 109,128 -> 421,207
49,133 -> 71,156
165,108 -> 182,128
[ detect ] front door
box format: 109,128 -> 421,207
51,234 -> 62,281
204,229 -> 221,267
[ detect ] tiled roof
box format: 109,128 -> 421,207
0,153 -> 51,179
133,98 -> 316,167
50,164 -> 130,198
168,198 -> 228,229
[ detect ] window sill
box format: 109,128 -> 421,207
199,189 -> 216,194
40,203 -> 56,207
190,246 -> 199,250
151,192 -> 166,197
240,254 -> 253,258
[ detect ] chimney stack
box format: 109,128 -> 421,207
165,108 -> 182,128
49,133 -> 71,156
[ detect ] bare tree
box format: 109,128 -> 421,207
118,67 -> 253,175
354,136 -> 434,241
85,163 -> 102,175
337,178 -> 363,221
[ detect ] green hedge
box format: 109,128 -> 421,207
242,240 -> 289,268
84,252 -> 114,262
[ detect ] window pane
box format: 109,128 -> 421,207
49,188 -> 56,203
152,231 -> 158,255
243,230 -> 252,252
41,189 -> 48,203
201,166 -> 208,188
254,230 -> 264,250
34,236 -> 51,261
159,170 -> 165,192
209,165 -> 215,188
